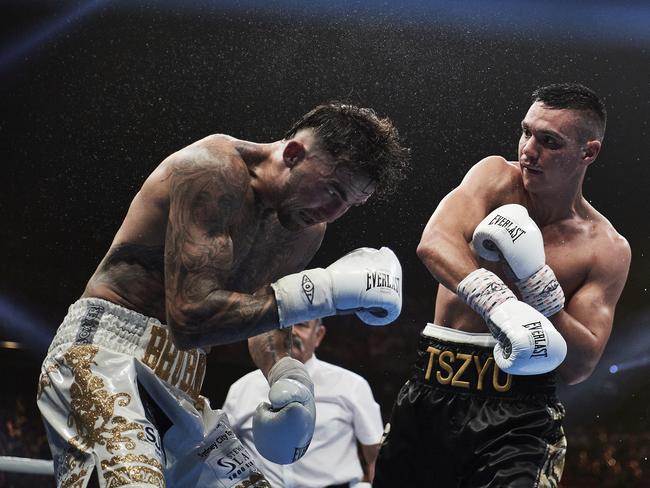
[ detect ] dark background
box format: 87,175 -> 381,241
1,1 -> 648,486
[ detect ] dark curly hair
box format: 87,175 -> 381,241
285,103 -> 411,198
532,83 -> 607,140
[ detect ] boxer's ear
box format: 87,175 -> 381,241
581,140 -> 601,167
283,141 -> 306,168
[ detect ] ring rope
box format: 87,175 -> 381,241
0,456 -> 54,475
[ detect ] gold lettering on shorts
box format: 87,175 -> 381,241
436,351 -> 455,384
493,364 -> 513,392
179,350 -> 198,395
142,324 -> 205,400
424,346 -> 441,381
473,355 -> 493,391
170,350 -> 185,386
142,326 -> 167,371
154,335 -> 178,382
451,353 -> 472,389
422,344 -> 515,394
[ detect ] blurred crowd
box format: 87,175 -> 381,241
0,394 -> 54,488
560,422 -> 650,488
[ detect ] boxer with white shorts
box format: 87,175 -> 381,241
374,83 -> 630,487
38,103 -> 410,487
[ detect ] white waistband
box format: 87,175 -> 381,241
47,298 -> 207,400
422,323 -> 497,348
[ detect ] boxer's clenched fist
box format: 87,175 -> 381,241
457,268 -> 566,375
253,357 -> 316,464
271,247 -> 402,327
472,204 -> 564,317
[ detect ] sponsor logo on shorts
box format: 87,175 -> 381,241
301,274 -> 315,304
216,445 -> 256,481
366,271 -> 400,295
143,425 -> 163,457
198,427 -> 237,459
488,214 -> 527,242
75,305 -> 104,344
523,321 -> 548,358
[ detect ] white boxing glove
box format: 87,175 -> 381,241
472,203 -> 544,279
252,357 -> 316,464
457,268 -> 566,375
488,300 -> 567,375
472,204 -> 564,317
271,247 -> 402,328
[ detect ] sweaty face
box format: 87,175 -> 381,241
277,152 -> 376,231
518,102 -> 588,192
291,320 -> 324,363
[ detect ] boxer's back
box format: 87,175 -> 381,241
82,135 -> 324,322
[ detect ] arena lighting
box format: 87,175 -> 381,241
0,295 -> 54,351
0,0 -> 111,73
608,355 -> 650,374
143,0 -> 650,46
559,309 -> 650,411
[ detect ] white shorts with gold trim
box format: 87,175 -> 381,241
37,298 -> 270,488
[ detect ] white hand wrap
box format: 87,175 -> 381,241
456,268 -> 517,322
472,204 -> 565,317
252,357 -> 316,464
515,264 -> 564,317
457,268 -> 566,375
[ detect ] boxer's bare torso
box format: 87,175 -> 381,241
434,157 -> 626,333
83,135 -> 324,333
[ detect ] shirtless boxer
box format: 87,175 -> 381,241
374,83 -> 630,487
37,103 -> 409,488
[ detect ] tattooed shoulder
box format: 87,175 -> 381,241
168,147 -> 250,229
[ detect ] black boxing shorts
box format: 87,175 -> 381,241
374,324 -> 566,488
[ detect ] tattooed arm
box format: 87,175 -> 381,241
164,153 -> 281,350
248,329 -> 293,377
247,229 -> 326,377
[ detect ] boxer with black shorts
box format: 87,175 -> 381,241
37,103 -> 409,488
374,83 -> 630,487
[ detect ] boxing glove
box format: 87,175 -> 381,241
472,204 -> 564,317
457,268 -> 566,375
252,357 -> 316,464
271,247 -> 402,328
472,203 -> 544,279
488,299 -> 567,375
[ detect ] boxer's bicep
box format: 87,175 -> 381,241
564,239 -> 631,347
163,159 -> 278,347
165,160 -> 240,307
555,240 -> 630,382
418,157 -> 511,288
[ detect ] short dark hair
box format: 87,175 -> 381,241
285,103 -> 410,197
531,83 -> 607,139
